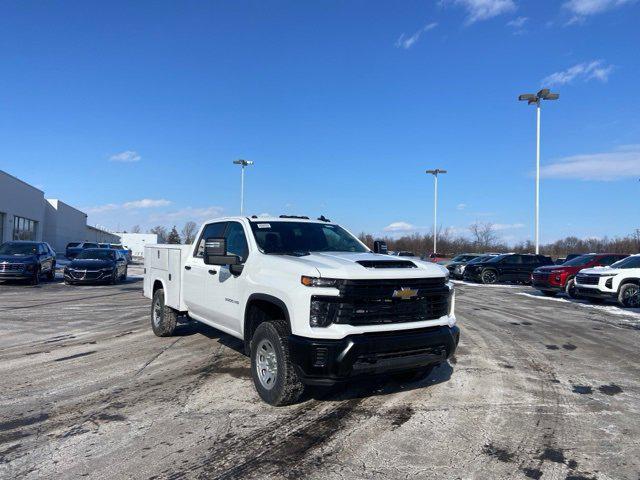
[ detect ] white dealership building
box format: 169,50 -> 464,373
0,170 -> 120,253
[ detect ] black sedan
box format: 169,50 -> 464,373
0,241 -> 56,285
64,248 -> 128,285
463,253 -> 554,284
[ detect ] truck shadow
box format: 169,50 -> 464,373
306,362 -> 455,402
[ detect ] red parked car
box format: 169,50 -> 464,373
531,253 -> 628,298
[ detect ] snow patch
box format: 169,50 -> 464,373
517,292 -> 640,322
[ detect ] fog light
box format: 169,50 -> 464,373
313,347 -> 329,367
605,278 -> 613,289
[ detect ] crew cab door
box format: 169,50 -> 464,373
182,221 -> 228,321
200,221 -> 249,335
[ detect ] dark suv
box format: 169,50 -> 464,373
463,253 -> 553,284
532,253 -> 628,298
0,241 -> 56,285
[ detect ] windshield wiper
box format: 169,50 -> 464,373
265,251 -> 310,257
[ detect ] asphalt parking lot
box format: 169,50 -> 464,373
1,274 -> 639,480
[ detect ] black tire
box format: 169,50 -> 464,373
392,365 -> 436,383
47,264 -> 56,281
121,267 -> 128,282
151,288 -> 178,337
110,269 -> 118,285
481,269 -> 498,285
618,283 -> 640,308
541,290 -> 557,297
31,268 -> 40,286
565,278 -> 577,299
64,279 -> 73,285
250,321 -> 305,406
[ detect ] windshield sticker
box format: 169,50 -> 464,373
257,223 -> 271,228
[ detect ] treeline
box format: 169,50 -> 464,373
126,222 -> 199,245
359,222 -> 640,258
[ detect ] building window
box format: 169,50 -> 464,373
0,212 -> 4,242
13,215 -> 37,241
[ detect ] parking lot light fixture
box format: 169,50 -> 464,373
233,159 -> 254,215
425,169 -> 447,254
518,88 -> 559,254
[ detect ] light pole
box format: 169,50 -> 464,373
425,169 -> 447,254
233,159 -> 254,215
518,88 -> 559,254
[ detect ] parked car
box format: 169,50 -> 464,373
64,248 -> 128,285
449,254 -> 497,279
66,242 -> 99,259
463,253 -> 554,284
424,253 -> 450,263
532,253 -> 628,298
110,244 -> 132,263
574,254 -> 640,307
0,241 -> 56,285
144,215 -> 459,406
442,253 -> 480,272
554,253 -> 582,265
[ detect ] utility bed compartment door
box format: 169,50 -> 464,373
165,249 -> 182,308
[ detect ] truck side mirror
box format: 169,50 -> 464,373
373,240 -> 388,254
204,237 -> 240,266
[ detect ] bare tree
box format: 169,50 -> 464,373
149,226 -> 168,243
469,222 -> 498,250
182,221 -> 197,245
131,225 -> 141,234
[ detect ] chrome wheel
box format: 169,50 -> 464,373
153,297 -> 163,327
623,285 -> 639,307
255,339 -> 278,390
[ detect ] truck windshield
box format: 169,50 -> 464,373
250,222 -> 368,254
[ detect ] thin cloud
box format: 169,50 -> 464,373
507,16 -> 528,33
457,203 -> 468,210
148,206 -> 224,223
123,199 -> 172,209
445,0 -> 517,25
564,0 -> 636,23
541,60 -> 614,86
109,150 -> 141,162
493,223 -> 525,230
383,221 -> 419,233
395,22 -> 438,49
541,145 -> 640,181
84,198 -> 171,213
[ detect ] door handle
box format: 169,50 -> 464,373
208,269 -> 217,275
184,266 -> 191,270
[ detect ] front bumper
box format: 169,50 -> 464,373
576,287 -> 616,300
64,270 -> 114,283
288,325 -> 460,386
0,271 -> 33,280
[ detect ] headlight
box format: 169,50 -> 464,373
599,273 -> 617,277
101,267 -> 114,272
301,276 -> 342,288
444,272 -> 450,283
550,270 -> 565,274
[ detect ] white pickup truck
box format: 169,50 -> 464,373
575,253 -> 640,307
143,216 -> 459,405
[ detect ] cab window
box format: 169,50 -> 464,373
225,222 -> 249,262
195,222 -> 228,257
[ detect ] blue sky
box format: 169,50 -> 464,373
1,0 -> 639,244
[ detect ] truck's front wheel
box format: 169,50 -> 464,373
250,321 -> 305,406
151,288 -> 178,337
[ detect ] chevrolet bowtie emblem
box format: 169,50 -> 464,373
392,287 -> 418,300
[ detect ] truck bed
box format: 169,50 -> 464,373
143,244 -> 190,310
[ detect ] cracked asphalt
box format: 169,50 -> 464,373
1,272 -> 639,480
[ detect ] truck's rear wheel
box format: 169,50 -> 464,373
250,321 -> 305,406
151,288 -> 178,337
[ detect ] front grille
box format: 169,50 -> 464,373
532,272 -> 550,285
576,274 -> 599,285
69,269 -> 105,280
0,263 -> 24,271
312,277 -> 451,326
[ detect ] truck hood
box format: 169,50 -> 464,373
278,252 -> 447,279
